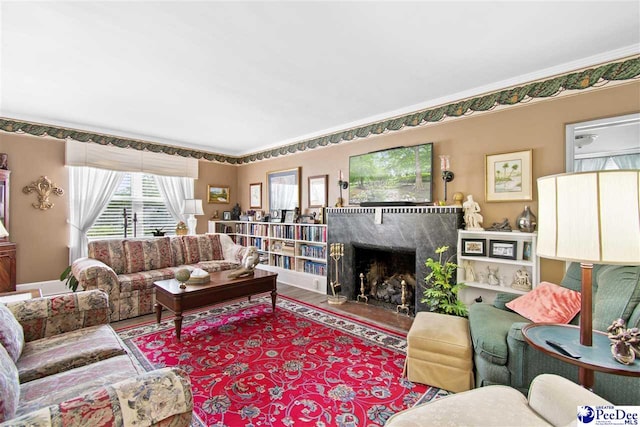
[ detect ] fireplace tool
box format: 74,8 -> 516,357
397,278 -> 410,315
357,273 -> 368,303
328,243 -> 347,305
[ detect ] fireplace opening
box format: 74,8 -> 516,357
354,245 -> 417,315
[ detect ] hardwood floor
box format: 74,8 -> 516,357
113,282 -> 415,333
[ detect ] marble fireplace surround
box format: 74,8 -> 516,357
326,206 -> 463,314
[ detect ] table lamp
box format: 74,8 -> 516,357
182,199 -> 204,235
537,169 -> 640,341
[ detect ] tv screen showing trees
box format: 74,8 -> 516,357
349,143 -> 433,205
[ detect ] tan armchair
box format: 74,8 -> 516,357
385,374 -> 610,427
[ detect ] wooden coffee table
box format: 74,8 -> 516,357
154,269 -> 278,340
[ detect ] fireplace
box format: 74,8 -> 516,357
354,245 -> 416,313
326,206 -> 462,314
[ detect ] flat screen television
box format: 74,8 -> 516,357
349,143 -> 433,205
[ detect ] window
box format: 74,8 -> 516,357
87,173 -> 176,239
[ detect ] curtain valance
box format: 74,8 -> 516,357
65,140 -> 198,178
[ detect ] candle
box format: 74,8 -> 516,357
440,155 -> 450,171
339,170 -> 343,180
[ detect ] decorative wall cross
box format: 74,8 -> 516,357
23,176 -> 64,210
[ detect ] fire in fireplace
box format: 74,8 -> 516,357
354,245 -> 417,314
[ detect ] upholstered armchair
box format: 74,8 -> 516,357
385,374 -> 610,427
468,263 -> 640,405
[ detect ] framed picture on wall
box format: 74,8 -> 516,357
308,175 -> 328,208
268,167 -> 300,211
250,183 -> 262,209
207,185 -> 230,204
485,149 -> 532,202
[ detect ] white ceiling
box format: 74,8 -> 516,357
1,1 -> 639,157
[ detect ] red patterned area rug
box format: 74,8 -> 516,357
116,296 -> 448,426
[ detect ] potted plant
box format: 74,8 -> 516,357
151,227 -> 165,236
60,265 -> 79,292
421,245 -> 468,317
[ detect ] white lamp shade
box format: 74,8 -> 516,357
182,199 -> 204,216
537,170 -> 640,265
0,220 -> 7,238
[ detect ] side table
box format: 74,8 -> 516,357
522,323 -> 640,390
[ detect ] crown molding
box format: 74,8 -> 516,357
1,55 -> 639,165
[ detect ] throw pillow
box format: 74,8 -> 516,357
0,303 -> 24,362
505,282 -> 581,324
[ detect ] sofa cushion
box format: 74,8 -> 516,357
170,236 -> 186,266
0,344 -> 19,423
123,237 -> 173,274
118,268 -> 176,293
17,324 -> 126,383
593,265 -> 640,332
88,239 -> 126,275
17,354 -> 143,418
469,303 -> 529,365
506,282 -> 581,324
183,234 -> 224,264
0,303 -> 24,362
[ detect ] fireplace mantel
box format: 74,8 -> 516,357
326,206 -> 463,314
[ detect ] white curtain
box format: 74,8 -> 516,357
68,166 -> 124,263
611,153 -> 640,169
574,157 -> 608,172
154,175 -> 194,222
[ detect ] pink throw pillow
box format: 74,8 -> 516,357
505,281 -> 581,324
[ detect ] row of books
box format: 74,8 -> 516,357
300,244 -> 326,259
271,225 -> 296,239
272,254 -> 294,270
303,261 -> 326,276
296,226 -> 327,243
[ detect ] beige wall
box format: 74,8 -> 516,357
0,81 -> 638,288
231,82 -> 640,284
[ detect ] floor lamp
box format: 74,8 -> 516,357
537,170 -> 640,385
182,199 -> 204,235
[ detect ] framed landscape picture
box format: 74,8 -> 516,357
461,239 -> 486,256
207,185 -> 230,204
485,149 -> 532,202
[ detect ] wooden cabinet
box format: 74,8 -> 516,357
0,241 -> 16,293
0,169 -> 15,292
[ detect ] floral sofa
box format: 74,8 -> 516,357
0,289 -> 193,426
72,233 -> 254,321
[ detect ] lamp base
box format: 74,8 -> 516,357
187,215 -> 197,235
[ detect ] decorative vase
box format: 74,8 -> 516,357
516,206 -> 537,233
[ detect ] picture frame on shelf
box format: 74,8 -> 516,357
222,211 -> 231,220
308,174 -> 328,208
485,149 -> 532,202
250,183 -> 262,209
489,240 -> 518,260
207,185 -> 230,204
284,210 -> 295,223
461,239 -> 486,256
523,241 -> 532,261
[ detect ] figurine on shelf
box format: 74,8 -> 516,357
463,195 -> 483,230
231,203 -> 241,220
511,269 -> 532,291
607,318 -> 640,365
486,218 -> 512,232
463,260 -> 476,282
487,266 -> 500,286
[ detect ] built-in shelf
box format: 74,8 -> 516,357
457,229 -> 539,304
209,220 -> 327,294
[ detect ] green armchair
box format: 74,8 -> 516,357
468,263 -> 640,405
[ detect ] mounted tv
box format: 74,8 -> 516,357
349,143 -> 433,206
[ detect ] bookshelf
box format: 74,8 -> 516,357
209,220 -> 327,294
